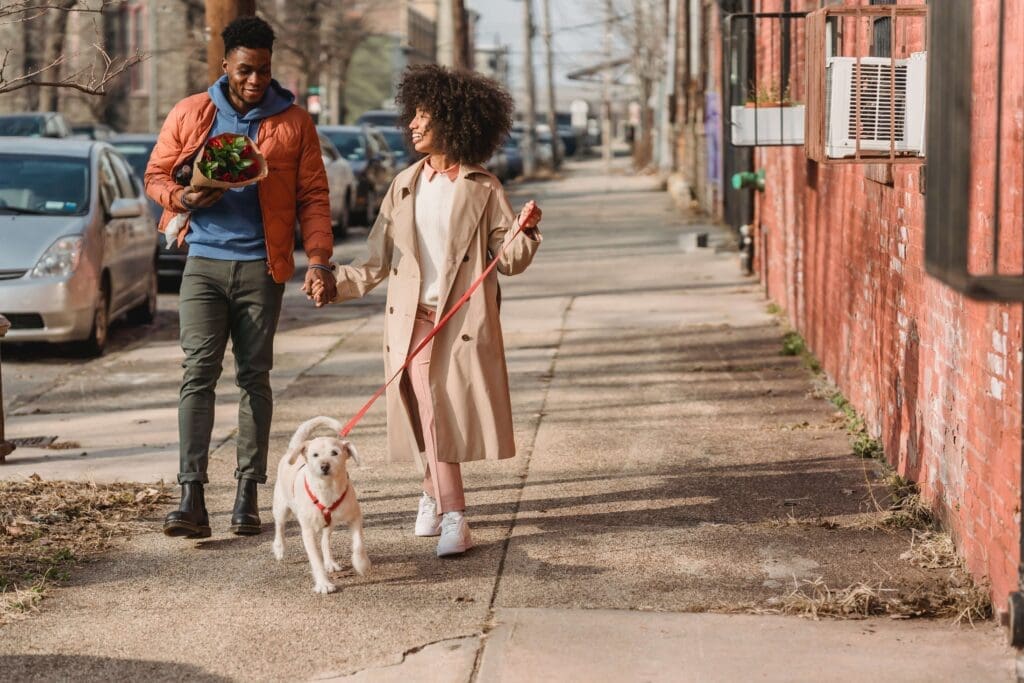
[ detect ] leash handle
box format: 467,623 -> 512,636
338,219 -> 530,437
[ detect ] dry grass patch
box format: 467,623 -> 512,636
1,476 -> 169,623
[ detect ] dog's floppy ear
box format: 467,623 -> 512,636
343,441 -> 360,467
286,442 -> 307,466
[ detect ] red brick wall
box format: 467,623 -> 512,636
752,0 -> 1024,606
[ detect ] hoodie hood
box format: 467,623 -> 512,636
207,75 -> 294,124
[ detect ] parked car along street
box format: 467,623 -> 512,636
376,125 -> 421,171
71,122 -> 117,141
0,112 -> 72,138
317,132 -> 357,237
108,133 -> 187,286
354,109 -> 399,127
317,125 -> 396,226
502,135 -> 524,179
0,139 -> 158,356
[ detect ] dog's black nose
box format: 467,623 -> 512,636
320,463 -> 331,475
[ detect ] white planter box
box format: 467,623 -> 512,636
730,105 -> 806,146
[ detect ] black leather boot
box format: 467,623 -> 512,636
163,482 -> 211,538
230,479 -> 261,535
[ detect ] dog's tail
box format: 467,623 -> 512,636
285,416 -> 346,465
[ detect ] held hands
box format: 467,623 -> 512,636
303,267 -> 337,307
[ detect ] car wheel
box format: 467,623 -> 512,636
74,279 -> 110,357
127,263 -> 158,325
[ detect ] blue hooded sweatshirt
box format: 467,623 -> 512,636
185,76 -> 295,261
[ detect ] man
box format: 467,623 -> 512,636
145,16 -> 337,539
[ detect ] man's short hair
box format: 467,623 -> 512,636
222,16 -> 275,55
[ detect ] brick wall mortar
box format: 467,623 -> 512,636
748,0 -> 1024,607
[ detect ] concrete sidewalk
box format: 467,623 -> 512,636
0,159 -> 1014,682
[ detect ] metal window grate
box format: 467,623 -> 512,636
805,4 -> 929,165
924,0 -> 1023,302
723,11 -> 809,148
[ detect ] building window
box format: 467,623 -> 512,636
870,0 -> 896,58
126,1 -> 147,93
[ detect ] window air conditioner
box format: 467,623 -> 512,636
824,51 -> 926,158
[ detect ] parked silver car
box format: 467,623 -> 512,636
317,131 -> 357,237
0,138 -> 158,355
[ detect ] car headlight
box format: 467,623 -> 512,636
31,236 -> 83,278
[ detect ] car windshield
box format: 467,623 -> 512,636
0,116 -> 46,137
111,142 -> 155,178
0,154 -> 89,215
323,131 -> 366,161
380,131 -> 407,156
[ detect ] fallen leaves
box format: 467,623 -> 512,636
0,477 -> 171,623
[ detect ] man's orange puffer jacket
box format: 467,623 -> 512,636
144,92 -> 333,283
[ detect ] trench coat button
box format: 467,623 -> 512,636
389,306 -> 394,314
461,334 -> 471,341
386,345 -> 390,352
393,268 -> 398,275
462,254 -> 469,262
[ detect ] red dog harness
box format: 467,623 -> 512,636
303,477 -> 349,526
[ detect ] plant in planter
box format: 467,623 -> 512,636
732,82 -> 805,146
745,82 -> 797,108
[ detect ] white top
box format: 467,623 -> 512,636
414,170 -> 457,306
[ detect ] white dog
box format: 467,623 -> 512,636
272,416 -> 370,593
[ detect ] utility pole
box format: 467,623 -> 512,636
521,0 -> 538,177
453,0 -> 469,70
602,0 -> 613,171
205,0 -> 256,85
540,0 -> 561,167
148,0 -> 159,132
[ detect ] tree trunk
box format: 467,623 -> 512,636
39,3 -> 76,112
206,0 -> 256,85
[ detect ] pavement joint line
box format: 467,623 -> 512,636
469,294 -> 577,682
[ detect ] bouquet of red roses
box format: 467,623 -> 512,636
191,133 -> 268,189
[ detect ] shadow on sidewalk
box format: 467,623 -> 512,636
0,655 -> 231,682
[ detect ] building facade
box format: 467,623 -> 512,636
673,0 -> 1023,614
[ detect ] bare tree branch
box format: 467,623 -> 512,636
0,48 -> 144,96
0,1 -> 146,97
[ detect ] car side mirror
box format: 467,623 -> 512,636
108,197 -> 142,219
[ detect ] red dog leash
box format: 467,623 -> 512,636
338,214 -> 534,438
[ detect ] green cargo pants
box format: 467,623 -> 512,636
177,257 -> 284,485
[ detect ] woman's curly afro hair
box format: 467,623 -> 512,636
395,64 -> 513,166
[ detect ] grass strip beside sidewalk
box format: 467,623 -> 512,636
0,476 -> 169,623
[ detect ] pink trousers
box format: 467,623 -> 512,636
410,304 -> 465,513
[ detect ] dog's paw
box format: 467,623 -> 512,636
313,580 -> 337,594
323,559 -> 343,573
272,541 -> 284,561
352,551 -> 371,576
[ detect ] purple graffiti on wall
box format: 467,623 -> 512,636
705,92 -> 722,190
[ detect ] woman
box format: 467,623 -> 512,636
312,65 -> 542,557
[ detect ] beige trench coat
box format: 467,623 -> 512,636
334,159 -> 540,467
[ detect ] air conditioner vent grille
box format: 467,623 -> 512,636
848,63 -> 909,143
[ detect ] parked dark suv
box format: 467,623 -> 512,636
317,125 -> 396,226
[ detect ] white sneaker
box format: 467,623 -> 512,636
436,511 -> 473,557
415,492 -> 441,537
